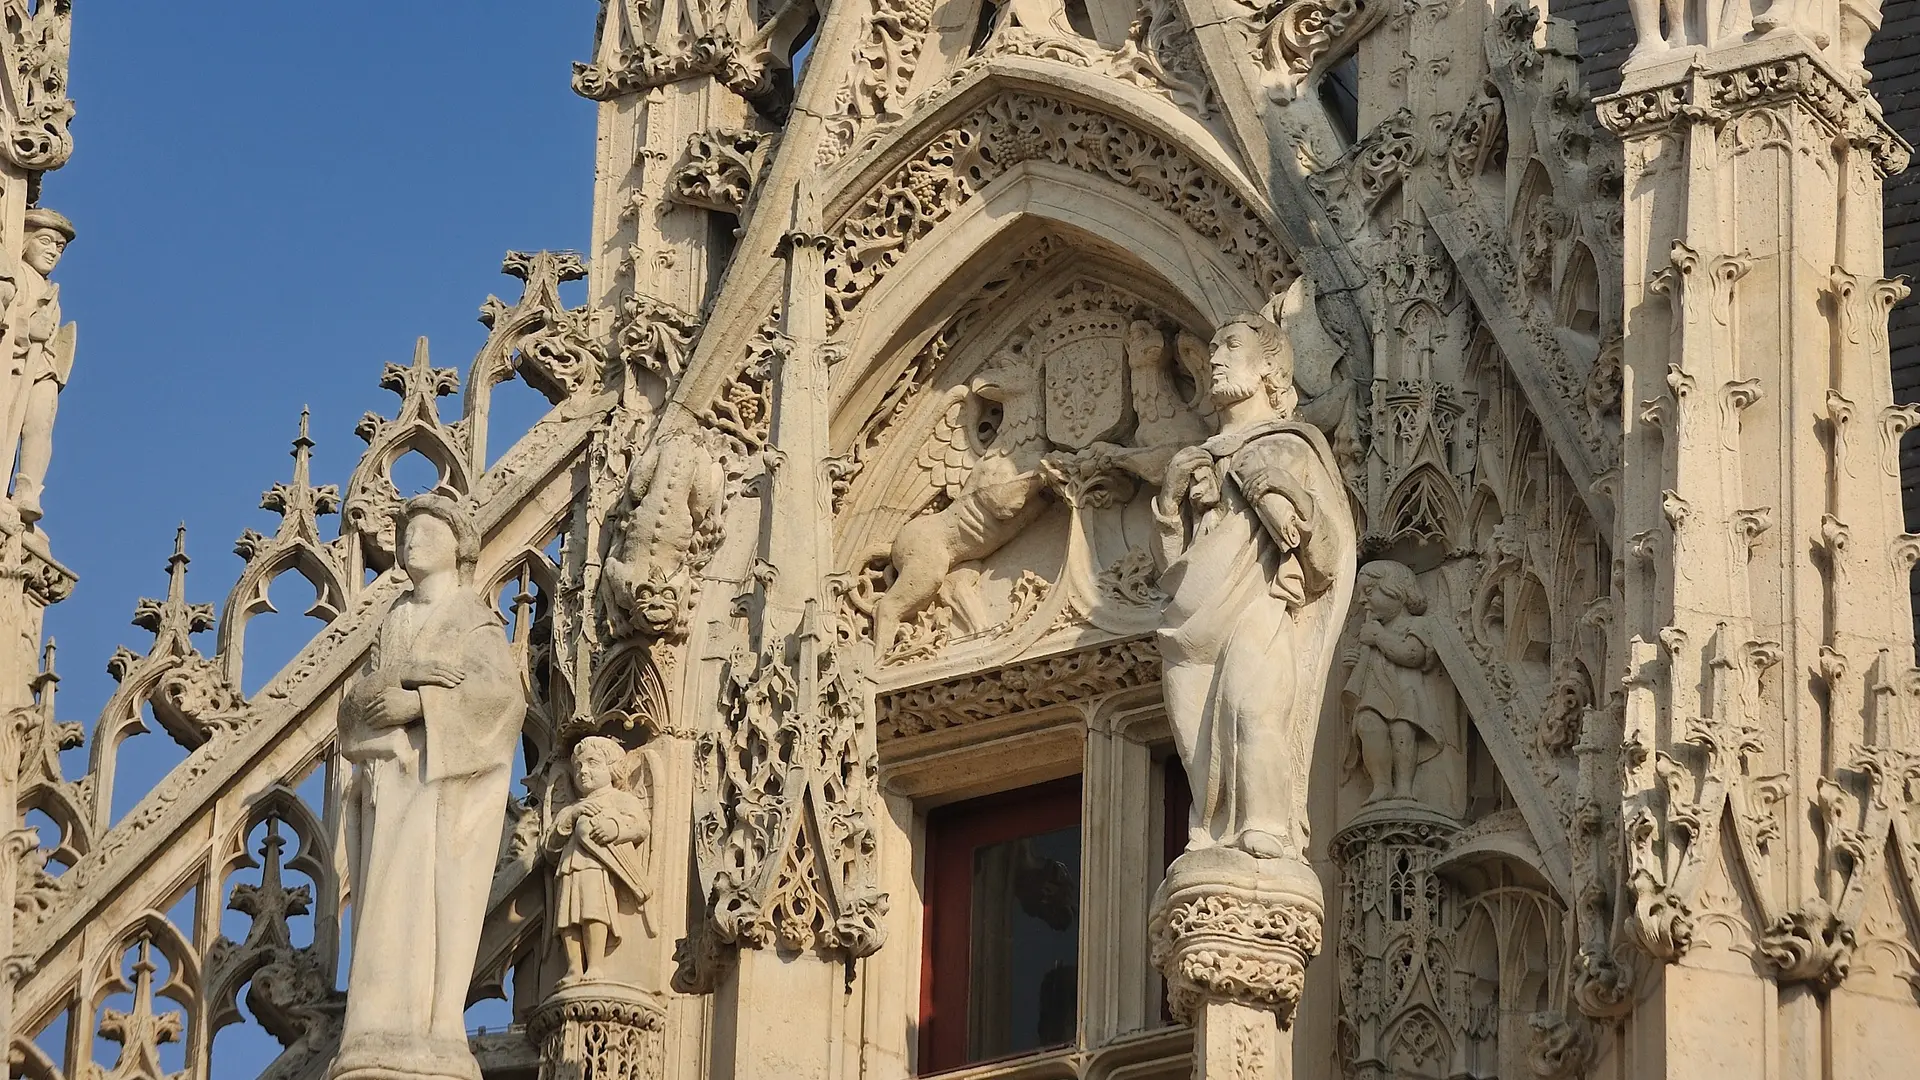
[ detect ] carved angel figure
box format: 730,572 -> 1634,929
548,735 -> 655,983
872,354 -> 1052,654
600,428 -> 727,641
1340,560 -> 1454,805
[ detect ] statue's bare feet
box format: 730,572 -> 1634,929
1234,829 -> 1286,859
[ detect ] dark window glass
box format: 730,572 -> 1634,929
921,778 -> 1082,1073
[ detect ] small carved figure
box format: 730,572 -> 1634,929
0,207 -> 74,523
1152,278 -> 1358,859
332,494 -> 527,1080
872,356 -> 1051,654
599,428 -> 727,640
549,735 -> 655,983
1340,560 -> 1453,804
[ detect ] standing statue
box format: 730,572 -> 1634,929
0,207 -> 74,523
332,494 -> 527,1080
1151,279 -> 1357,860
1341,560 -> 1455,805
548,735 -> 655,984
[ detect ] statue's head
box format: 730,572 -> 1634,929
571,735 -> 624,794
21,208 -> 72,277
1357,560 -> 1425,618
1208,312 -> 1296,419
397,492 -> 480,585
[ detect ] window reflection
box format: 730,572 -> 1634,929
967,826 -> 1081,1061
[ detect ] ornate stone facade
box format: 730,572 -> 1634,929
4,2 -> 1920,1079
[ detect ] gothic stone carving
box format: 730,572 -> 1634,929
548,736 -> 657,985
1152,279 -> 1358,860
0,0 -> 73,170
871,353 -> 1050,655
0,206 -> 73,523
598,427 -> 727,643
685,609 -> 887,986
1150,848 -> 1326,1026
669,127 -> 773,216
823,92 -> 1291,331
331,494 -> 527,1080
1341,561 -> 1459,809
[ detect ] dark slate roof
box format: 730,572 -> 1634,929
1555,0 -> 1633,95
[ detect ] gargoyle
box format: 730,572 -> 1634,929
600,429 -> 727,641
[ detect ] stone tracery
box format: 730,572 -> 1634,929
1,1 -> 1919,1079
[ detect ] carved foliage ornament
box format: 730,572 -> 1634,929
0,0 -> 73,170
822,92 -> 1290,330
1150,885 -> 1324,1025
670,127 -> 775,215
686,608 -> 888,979
1248,0 -> 1383,104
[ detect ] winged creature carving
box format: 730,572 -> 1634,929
872,353 -> 1052,655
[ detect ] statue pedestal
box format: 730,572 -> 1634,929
527,981 -> 665,1080
1149,846 -> 1323,1080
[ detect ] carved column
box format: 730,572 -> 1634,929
576,0 -> 784,406
0,520 -> 69,1052
673,189 -> 888,1080
1597,12 -> 1920,1076
1149,850 -> 1324,1080
1328,810 -> 1459,1080
0,3 -> 75,1051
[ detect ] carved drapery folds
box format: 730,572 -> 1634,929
680,606 -> 887,989
0,0 -> 73,170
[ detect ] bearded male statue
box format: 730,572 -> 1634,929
331,493 -> 526,1080
1150,279 -> 1357,863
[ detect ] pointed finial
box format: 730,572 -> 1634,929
40,636 -> 55,673
167,524 -> 190,606
291,406 -> 315,488
412,336 -> 431,368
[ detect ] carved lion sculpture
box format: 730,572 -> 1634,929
600,429 -> 727,641
871,354 -> 1051,656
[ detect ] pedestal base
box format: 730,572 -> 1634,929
328,1034 -> 482,1080
526,982 -> 665,1080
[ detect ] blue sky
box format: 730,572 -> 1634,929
33,5 -> 595,1073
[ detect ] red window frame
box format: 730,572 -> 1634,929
918,776 -> 1084,1075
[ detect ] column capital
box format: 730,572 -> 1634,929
1149,847 -> 1324,1027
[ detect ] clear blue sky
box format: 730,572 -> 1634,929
33,5 -> 595,1074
